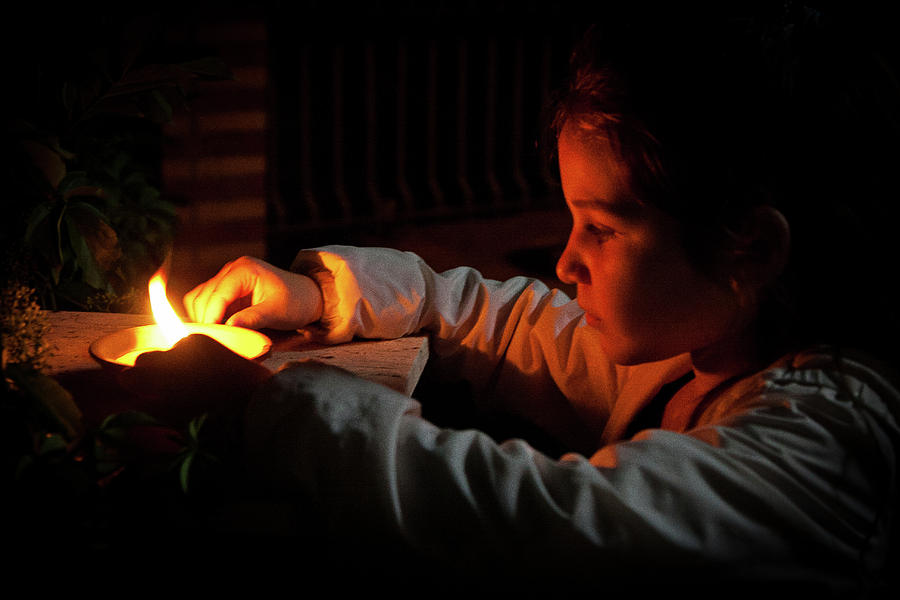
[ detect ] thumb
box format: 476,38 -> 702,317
225,305 -> 270,329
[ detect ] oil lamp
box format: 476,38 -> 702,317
90,272 -> 271,368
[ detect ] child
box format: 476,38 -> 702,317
169,7 -> 899,595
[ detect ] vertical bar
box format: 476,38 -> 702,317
332,44 -> 352,222
299,44 -> 320,223
539,36 -> 555,189
456,38 -> 474,210
426,39 -> 445,210
396,39 -> 414,214
484,37 -> 503,206
364,41 -> 383,220
511,36 -> 530,207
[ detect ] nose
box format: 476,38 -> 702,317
556,234 -> 590,285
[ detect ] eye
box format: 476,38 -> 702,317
585,223 -> 615,241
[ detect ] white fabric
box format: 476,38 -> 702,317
244,245 -> 899,590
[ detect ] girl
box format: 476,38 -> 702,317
159,7 -> 900,595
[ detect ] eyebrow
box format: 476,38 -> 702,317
569,198 -> 643,220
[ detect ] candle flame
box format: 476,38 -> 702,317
149,272 -> 188,347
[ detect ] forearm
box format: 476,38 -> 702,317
242,361 -> 882,590
290,245 -> 615,406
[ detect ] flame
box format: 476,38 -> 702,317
148,271 -> 189,347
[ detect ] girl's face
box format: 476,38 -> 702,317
556,121 -> 742,366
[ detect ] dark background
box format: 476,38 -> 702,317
5,1 -> 898,304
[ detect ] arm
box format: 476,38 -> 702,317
243,357 -> 898,590
181,246 -> 627,448
183,246 -> 687,446
290,245 -> 630,446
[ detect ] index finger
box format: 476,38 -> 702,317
185,261 -> 256,324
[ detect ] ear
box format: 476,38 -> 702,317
726,205 -> 791,292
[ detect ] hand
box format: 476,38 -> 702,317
183,256 -> 324,330
118,333 -> 272,429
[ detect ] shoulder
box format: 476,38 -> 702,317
761,348 -> 900,421
696,347 -> 900,452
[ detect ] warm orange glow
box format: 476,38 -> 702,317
315,252 -> 362,344
95,270 -> 273,367
148,272 -> 189,346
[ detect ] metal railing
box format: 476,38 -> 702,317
266,9 -> 581,251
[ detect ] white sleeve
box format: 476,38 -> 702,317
242,358 -> 897,591
289,245 -> 635,451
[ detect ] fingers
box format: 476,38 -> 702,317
183,261 -> 230,323
203,270 -> 256,325
184,258 -> 258,324
182,256 -> 324,330
225,305 -> 266,329
224,299 -> 295,330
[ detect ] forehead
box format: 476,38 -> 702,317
558,120 -> 637,212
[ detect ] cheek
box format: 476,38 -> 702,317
595,250 -> 670,313
639,264 -> 739,346
586,253 -> 658,331
601,252 -> 735,346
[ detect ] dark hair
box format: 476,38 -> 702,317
551,6 -> 900,366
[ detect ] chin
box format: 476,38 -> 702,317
600,343 -> 645,366
600,339 -> 679,367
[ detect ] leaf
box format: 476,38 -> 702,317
64,208 -> 108,290
176,57 -> 234,81
104,58 -> 232,99
79,56 -> 231,123
24,201 -> 55,244
22,202 -> 64,283
100,410 -> 163,431
21,139 -> 67,189
38,432 -> 68,455
178,451 -> 195,494
187,413 -> 208,443
134,89 -> 174,124
63,186 -> 107,205
66,200 -> 121,274
98,410 -> 164,444
5,364 -> 84,441
57,171 -> 96,194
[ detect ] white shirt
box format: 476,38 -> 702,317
242,245 -> 899,592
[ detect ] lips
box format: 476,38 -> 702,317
577,300 -> 601,328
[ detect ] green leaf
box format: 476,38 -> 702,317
20,139 -> 67,189
5,364 -> 84,441
62,186 -> 106,203
177,57 -> 234,81
187,413 -> 208,443
38,432 -> 68,455
24,201 -> 55,244
178,451 -> 195,494
100,410 -> 162,431
103,58 -> 231,100
57,171 -> 95,193
135,89 -> 174,123
98,410 -> 163,444
64,208 -> 107,290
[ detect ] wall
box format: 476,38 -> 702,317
162,4 -> 584,302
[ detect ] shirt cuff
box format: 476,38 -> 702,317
290,249 -> 361,344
